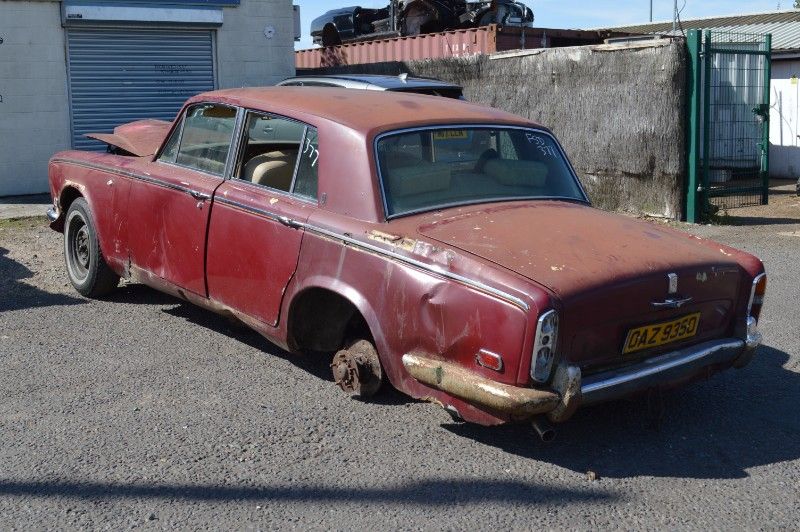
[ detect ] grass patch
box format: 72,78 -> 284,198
0,216 -> 48,230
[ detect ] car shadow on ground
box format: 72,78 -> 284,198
102,283 -> 800,480
104,283 -> 188,307
443,345 -> 800,480
0,247 -> 85,312
161,298 -> 421,407
0,478 -> 615,505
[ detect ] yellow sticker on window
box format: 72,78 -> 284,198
433,131 -> 469,140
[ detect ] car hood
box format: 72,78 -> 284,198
412,201 -> 740,299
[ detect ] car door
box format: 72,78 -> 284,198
205,110 -> 320,326
127,103 -> 238,296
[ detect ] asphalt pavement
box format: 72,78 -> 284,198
0,193 -> 798,529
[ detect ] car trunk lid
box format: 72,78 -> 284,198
414,201 -> 743,369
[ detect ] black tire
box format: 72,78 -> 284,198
64,198 -> 119,297
321,24 -> 342,47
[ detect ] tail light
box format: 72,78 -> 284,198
531,310 -> 559,384
747,273 -> 767,320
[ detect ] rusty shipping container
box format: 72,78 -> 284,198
295,24 -> 632,69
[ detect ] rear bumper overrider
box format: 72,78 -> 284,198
403,325 -> 761,423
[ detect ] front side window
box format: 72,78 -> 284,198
376,127 -> 586,217
159,103 -> 236,176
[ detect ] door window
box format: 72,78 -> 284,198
235,111 -> 318,200
159,103 -> 237,176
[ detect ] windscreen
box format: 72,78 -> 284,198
376,127 -> 586,217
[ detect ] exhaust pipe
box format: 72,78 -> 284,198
531,417 -> 556,443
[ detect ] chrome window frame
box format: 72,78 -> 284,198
373,125 -> 591,221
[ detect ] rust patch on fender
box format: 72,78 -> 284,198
368,230 -> 416,252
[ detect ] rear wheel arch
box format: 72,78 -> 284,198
287,287 -> 377,353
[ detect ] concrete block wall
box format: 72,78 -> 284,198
217,0 -> 295,89
304,40 -> 689,219
0,0 -> 71,197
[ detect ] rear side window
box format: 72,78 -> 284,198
235,110 -> 318,200
293,127 -> 319,199
159,103 -> 237,176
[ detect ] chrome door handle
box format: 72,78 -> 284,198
651,297 -> 693,309
187,189 -> 210,201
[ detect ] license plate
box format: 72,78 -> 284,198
622,313 -> 701,355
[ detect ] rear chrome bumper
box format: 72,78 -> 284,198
403,328 -> 760,423
46,206 -> 59,223
579,338 -> 747,406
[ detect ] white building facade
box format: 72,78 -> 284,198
0,0 -> 297,197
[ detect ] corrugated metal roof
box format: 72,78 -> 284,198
600,9 -> 800,52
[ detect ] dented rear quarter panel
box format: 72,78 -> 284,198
281,212 -> 553,425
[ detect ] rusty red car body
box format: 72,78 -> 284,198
47,87 -> 766,429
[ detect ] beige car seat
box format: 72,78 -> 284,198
243,150 -> 297,191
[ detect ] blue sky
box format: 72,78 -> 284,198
295,0 -> 785,49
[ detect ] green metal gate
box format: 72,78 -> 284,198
686,30 -> 772,222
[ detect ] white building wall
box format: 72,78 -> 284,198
0,0 -> 70,197
0,0 -> 295,197
769,57 -> 800,179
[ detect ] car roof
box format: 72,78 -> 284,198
279,74 -> 463,91
190,87 -> 539,135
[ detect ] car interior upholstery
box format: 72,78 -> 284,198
242,149 -> 299,191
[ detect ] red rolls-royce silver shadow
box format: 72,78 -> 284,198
47,88 -> 767,434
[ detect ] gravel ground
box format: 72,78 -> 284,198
1,191 -> 799,530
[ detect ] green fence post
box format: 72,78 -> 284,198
701,30 -> 712,220
762,33 -> 772,205
685,29 -> 701,223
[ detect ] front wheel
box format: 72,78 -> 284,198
64,198 -> 119,297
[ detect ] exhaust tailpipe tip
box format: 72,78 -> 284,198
531,417 -> 556,443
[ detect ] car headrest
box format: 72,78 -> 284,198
484,159 -> 548,187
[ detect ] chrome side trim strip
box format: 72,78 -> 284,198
301,223 -> 530,312
213,196 -> 302,228
50,157 -> 212,198
52,157 -> 530,312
